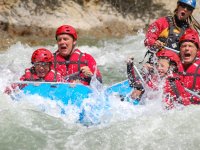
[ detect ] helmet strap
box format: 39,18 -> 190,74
70,40 -> 77,54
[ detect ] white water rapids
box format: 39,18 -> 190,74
0,31 -> 200,150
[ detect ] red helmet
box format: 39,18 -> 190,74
179,29 -> 200,49
55,25 -> 77,40
156,49 -> 181,66
31,48 -> 53,63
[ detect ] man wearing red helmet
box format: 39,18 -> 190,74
178,29 -> 200,104
5,48 -> 63,94
53,25 -> 102,85
20,48 -> 62,82
128,49 -> 190,109
144,0 -> 199,64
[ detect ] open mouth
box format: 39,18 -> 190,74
38,72 -> 46,76
181,12 -> 185,17
184,53 -> 191,58
158,71 -> 163,75
38,71 -> 45,74
61,46 -> 67,49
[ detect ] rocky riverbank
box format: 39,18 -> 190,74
0,0 -> 199,50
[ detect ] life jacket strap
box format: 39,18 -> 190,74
168,77 -> 181,103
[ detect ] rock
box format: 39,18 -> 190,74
0,0 -> 199,50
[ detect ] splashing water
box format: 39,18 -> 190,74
0,33 -> 200,149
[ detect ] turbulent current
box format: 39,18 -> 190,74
0,31 -> 200,150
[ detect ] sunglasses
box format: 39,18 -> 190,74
33,62 -> 51,68
179,3 -> 194,11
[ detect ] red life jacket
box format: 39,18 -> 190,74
198,51 -> 200,58
5,67 -> 62,95
164,74 -> 191,108
20,67 -> 62,82
127,62 -> 191,108
145,74 -> 190,108
179,59 -> 200,104
53,49 -> 102,85
144,15 -> 194,51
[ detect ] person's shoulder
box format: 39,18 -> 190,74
73,49 -> 85,56
75,49 -> 92,57
149,16 -> 168,27
185,28 -> 199,33
84,52 -> 95,60
74,48 -> 83,53
24,68 -> 32,73
195,58 -> 200,65
155,16 -> 168,22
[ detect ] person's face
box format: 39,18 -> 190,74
34,62 -> 51,78
176,3 -> 193,21
156,59 -> 170,77
57,34 -> 76,57
180,41 -> 198,64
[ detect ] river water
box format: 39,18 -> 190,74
0,31 -> 200,150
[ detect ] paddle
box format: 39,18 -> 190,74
124,57 -> 145,104
163,46 -> 180,53
127,57 -> 145,85
185,88 -> 200,99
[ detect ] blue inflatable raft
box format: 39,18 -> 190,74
13,80 -> 138,125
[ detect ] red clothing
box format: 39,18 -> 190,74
179,59 -> 200,104
144,16 -> 195,51
163,75 -> 191,108
53,49 -> 102,85
198,51 -> 200,58
4,67 -> 62,94
129,65 -> 190,108
147,74 -> 190,108
20,67 -> 63,82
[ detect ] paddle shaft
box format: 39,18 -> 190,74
127,59 -> 145,86
126,57 -> 145,86
185,88 -> 200,99
133,64 -> 145,84
163,46 -> 180,53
